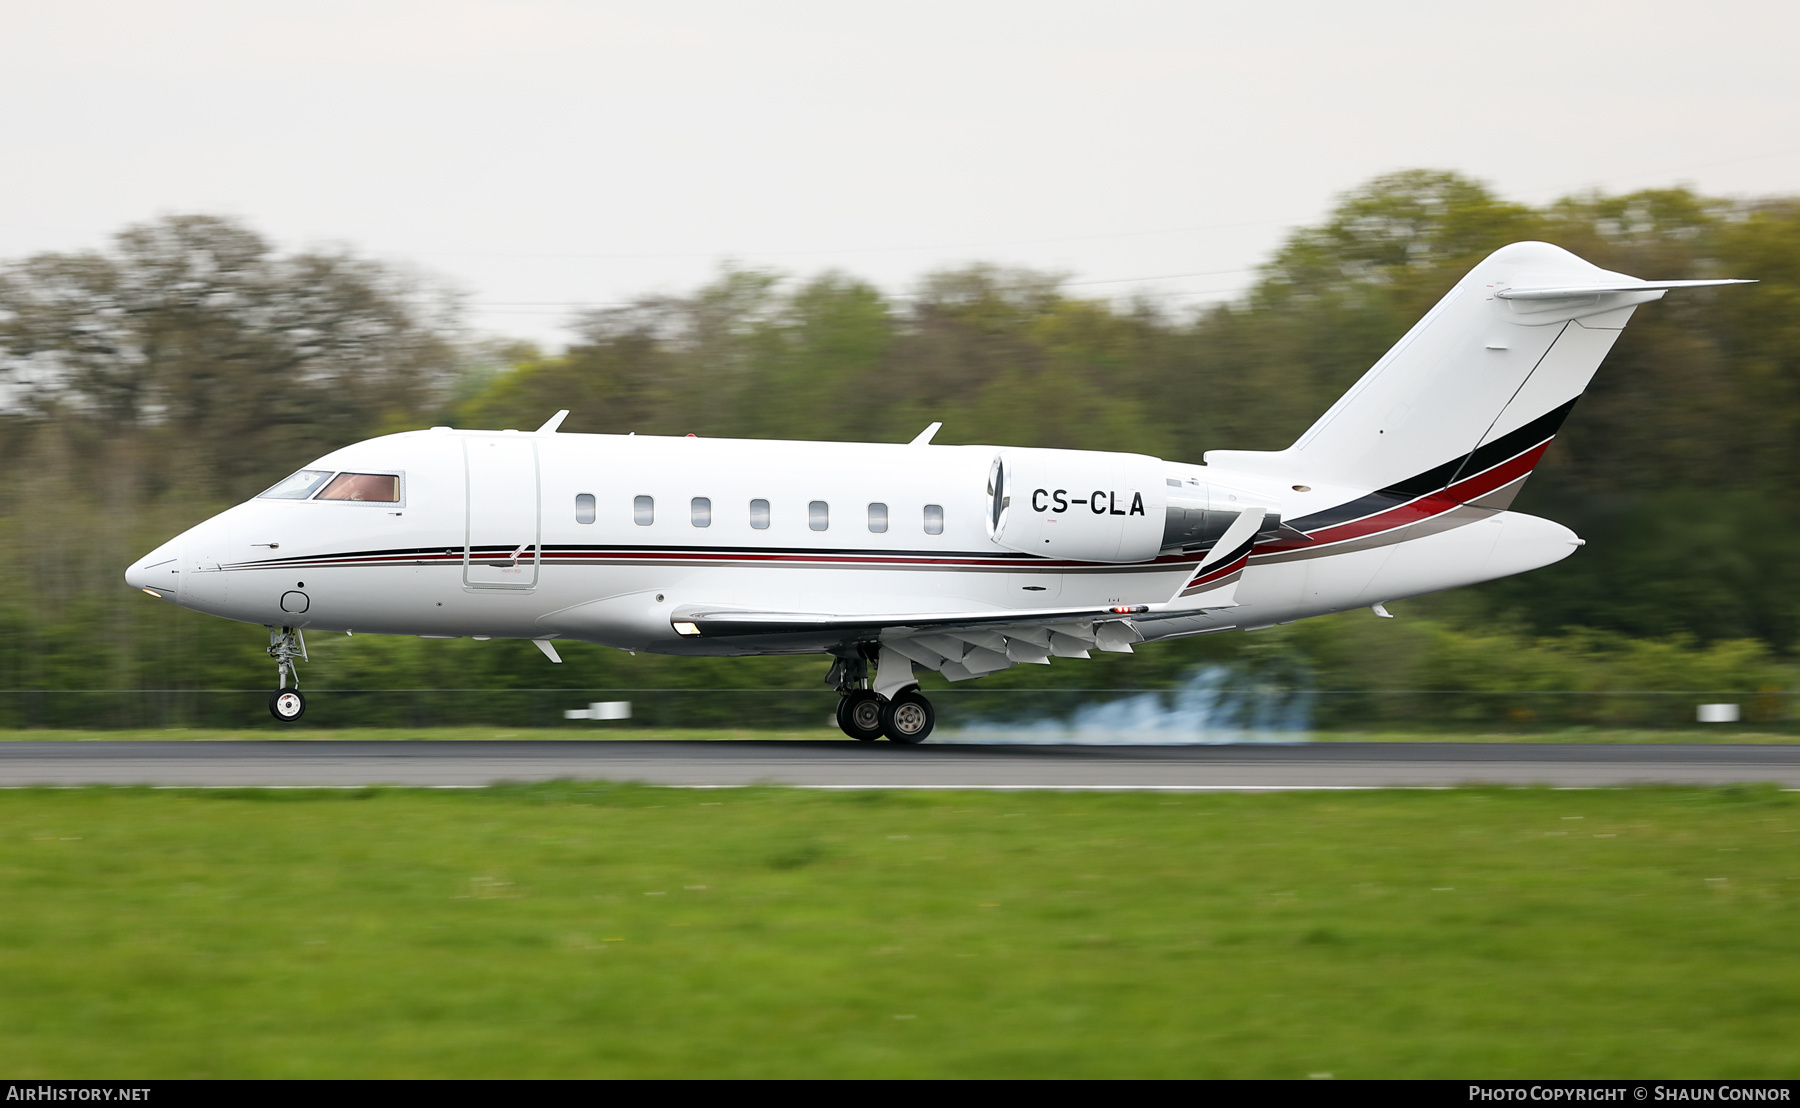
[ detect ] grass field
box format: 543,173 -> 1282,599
2,784 -> 1798,1077
2,726 -> 1798,743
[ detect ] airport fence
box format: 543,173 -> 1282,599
0,687 -> 1793,737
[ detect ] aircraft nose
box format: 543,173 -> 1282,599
125,539 -> 182,598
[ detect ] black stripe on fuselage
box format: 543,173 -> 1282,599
223,543 -> 1196,572
537,544 -> 1028,560
1284,397 -> 1579,533
247,543 -> 1035,564
1192,534 -> 1257,582
244,545 -> 463,565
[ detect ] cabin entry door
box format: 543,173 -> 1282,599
463,436 -> 541,590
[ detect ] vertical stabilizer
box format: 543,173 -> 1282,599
1202,242 -> 1738,510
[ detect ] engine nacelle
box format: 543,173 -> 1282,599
987,449 -> 1168,562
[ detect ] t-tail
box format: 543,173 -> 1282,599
1207,241 -> 1751,550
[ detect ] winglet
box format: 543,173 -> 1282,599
537,410 -> 570,433
532,638 -> 563,663
909,422 -> 942,446
1167,506 -> 1265,606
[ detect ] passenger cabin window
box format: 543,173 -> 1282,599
575,493 -> 596,524
634,495 -> 654,526
258,469 -> 334,500
691,497 -> 711,527
749,499 -> 770,530
809,501 -> 829,531
315,472 -> 400,503
923,504 -> 944,535
867,503 -> 888,533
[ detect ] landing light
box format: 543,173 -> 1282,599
673,621 -> 701,636
141,588 -> 163,598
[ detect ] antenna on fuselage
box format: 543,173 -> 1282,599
537,410 -> 570,433
909,422 -> 942,446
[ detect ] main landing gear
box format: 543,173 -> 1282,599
836,689 -> 885,741
267,626 -> 307,723
880,689 -> 935,744
829,652 -> 935,744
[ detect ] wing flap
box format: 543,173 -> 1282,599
674,597 -> 1225,689
671,602 -> 1155,640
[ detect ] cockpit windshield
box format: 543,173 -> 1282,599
258,469 -> 335,500
315,473 -> 401,503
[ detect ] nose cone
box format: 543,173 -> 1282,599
125,539 -> 182,598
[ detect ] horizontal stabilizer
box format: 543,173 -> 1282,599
1497,279 -> 1753,300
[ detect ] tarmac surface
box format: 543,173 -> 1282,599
2,739 -> 1800,789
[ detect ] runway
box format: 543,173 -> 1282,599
2,739 -> 1799,789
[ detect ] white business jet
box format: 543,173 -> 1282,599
124,242 -> 1749,739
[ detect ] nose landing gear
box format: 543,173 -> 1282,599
267,626 -> 308,722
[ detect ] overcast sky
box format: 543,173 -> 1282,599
3,0 -> 1797,346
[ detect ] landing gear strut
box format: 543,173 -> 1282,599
267,626 -> 307,722
828,649 -> 935,743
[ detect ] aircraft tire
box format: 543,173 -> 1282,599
836,690 -> 884,741
880,690 -> 934,744
270,688 -> 306,723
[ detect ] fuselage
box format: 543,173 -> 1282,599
124,425 -> 1581,659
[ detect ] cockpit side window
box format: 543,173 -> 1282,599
258,469 -> 334,500
315,472 -> 401,503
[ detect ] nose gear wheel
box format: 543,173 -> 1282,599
270,689 -> 306,722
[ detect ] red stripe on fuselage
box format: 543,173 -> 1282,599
1255,438 -> 1552,556
1186,551 -> 1249,589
